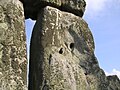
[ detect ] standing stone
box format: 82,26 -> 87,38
29,6 -> 120,90
0,0 -> 27,89
29,6 -> 94,90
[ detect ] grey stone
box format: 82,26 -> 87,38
1,0 -> 119,90
0,0 -> 27,90
23,0 -> 86,20
107,75 -> 120,90
29,6 -> 120,90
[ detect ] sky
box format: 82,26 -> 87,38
25,0 -> 120,79
84,0 -> 120,78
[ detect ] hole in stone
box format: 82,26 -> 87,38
70,43 -> 74,50
84,73 -> 87,75
49,54 -> 52,65
59,48 -> 63,54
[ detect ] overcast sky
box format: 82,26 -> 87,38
25,0 -> 120,78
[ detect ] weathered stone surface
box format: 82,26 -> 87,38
23,0 -> 86,20
107,75 -> 120,90
0,0 -> 119,89
29,6 -> 120,90
0,0 -> 27,89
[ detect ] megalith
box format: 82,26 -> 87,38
28,0 -> 120,90
29,6 -> 94,90
0,0 -> 120,90
23,0 -> 86,20
0,0 -> 27,89
29,0 -> 120,90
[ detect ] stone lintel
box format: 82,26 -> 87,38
22,0 -> 86,20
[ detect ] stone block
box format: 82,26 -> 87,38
29,6 -> 120,90
29,6 -> 95,90
24,0 -> 86,19
0,0 -> 27,89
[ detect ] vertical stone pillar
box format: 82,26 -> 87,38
28,1 -> 120,90
0,0 -> 27,89
29,6 -> 94,90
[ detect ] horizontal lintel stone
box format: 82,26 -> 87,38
23,0 -> 86,20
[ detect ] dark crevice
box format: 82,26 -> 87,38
84,72 -> 87,75
28,11 -> 44,90
59,48 -> 63,54
48,54 -> 52,65
42,80 -> 49,90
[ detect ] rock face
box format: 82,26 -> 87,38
107,75 -> 120,90
29,6 -> 93,90
0,0 -> 27,90
29,6 -> 120,90
0,0 -> 120,90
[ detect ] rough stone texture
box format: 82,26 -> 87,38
0,0 -> 119,90
23,0 -> 86,20
29,6 -> 120,90
0,0 -> 27,89
107,75 -> 120,90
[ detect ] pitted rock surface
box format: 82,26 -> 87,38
29,6 -> 92,90
29,6 -> 120,90
1,0 -> 120,90
0,0 -> 27,90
